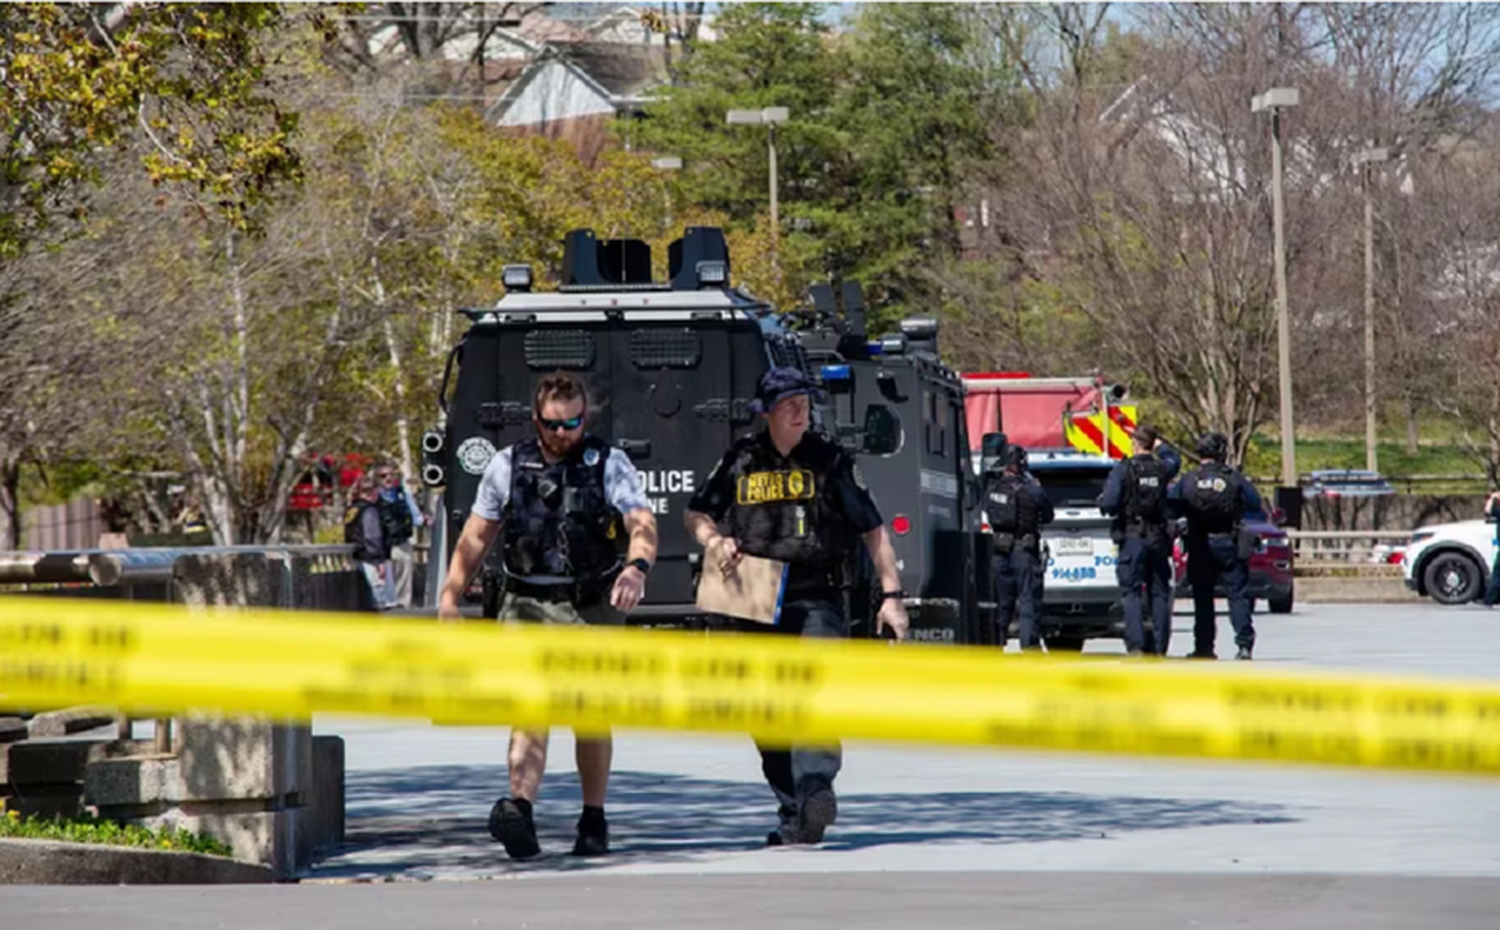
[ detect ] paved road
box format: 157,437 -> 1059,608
4,602 -> 1499,927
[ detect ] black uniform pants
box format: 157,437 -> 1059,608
1188,535 -> 1254,653
994,545 -> 1043,649
1117,532 -> 1173,655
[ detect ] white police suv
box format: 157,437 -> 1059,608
1401,518 -> 1499,605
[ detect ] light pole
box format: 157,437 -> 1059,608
726,106 -> 790,262
1252,87 -> 1301,493
1353,146 -> 1389,474
651,156 -> 682,231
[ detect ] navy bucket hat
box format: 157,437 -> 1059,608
749,366 -> 825,414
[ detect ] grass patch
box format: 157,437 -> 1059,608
1243,435 -> 1489,486
0,809 -> 232,857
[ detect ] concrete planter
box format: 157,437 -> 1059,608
0,838 -> 272,885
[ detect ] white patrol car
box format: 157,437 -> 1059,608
976,447 -> 1138,650
1401,518 -> 1499,605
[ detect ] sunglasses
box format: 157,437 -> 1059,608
538,414 -> 584,432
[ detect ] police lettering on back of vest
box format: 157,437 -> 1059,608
1124,455 -> 1167,524
1185,463 -> 1240,532
725,433 -> 844,569
502,435 -> 621,579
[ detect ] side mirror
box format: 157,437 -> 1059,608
862,405 -> 901,456
981,431 -> 1008,473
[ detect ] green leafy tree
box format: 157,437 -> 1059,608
634,3 -> 993,327
0,2 -> 303,546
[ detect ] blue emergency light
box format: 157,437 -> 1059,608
820,364 -> 852,381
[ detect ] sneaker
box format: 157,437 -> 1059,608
766,805 -> 799,846
796,783 -> 838,845
488,798 -> 541,860
571,808 -> 609,857
1235,646 -> 1253,661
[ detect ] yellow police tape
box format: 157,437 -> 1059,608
3,594 -> 1500,778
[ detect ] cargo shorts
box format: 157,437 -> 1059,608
494,591 -> 624,626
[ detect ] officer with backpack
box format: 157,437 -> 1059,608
1098,424 -> 1182,656
1169,432 -> 1264,660
984,444 -> 1054,650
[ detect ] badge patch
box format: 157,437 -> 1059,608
456,437 -> 497,475
583,447 -> 600,467
736,469 -> 816,505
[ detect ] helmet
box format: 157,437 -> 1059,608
1195,432 -> 1228,461
1005,445 -> 1029,471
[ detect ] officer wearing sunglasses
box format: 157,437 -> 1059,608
437,371 -> 658,862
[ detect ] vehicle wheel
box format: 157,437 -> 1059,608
1422,552 -> 1483,606
1046,633 -> 1085,652
1269,588 -> 1294,614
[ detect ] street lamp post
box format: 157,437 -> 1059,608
726,106 -> 790,261
1353,146 -> 1390,474
1252,87 -> 1301,493
651,156 -> 682,230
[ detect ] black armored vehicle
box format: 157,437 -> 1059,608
421,226 -> 992,645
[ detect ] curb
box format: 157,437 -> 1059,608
0,838 -> 273,885
1294,577 -> 1423,604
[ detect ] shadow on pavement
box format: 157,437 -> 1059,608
306,764 -> 1297,880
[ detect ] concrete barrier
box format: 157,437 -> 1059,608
0,838 -> 272,885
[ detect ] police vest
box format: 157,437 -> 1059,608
723,432 -> 845,569
1184,463 -> 1240,534
501,435 -> 621,579
985,472 -> 1042,537
377,493 -> 413,544
1123,454 -> 1167,526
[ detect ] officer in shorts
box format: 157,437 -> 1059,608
1169,431 -> 1262,659
984,445 -> 1054,650
684,366 -> 909,847
437,371 -> 658,859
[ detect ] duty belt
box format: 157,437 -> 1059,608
505,569 -> 618,605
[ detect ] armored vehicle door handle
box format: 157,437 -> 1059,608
617,438 -> 651,459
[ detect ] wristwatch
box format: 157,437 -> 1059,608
880,590 -> 907,601
627,557 -> 653,576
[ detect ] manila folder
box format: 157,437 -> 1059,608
694,540 -> 789,625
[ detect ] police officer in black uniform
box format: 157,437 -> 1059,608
684,366 -> 909,848
1169,431 -> 1263,660
1099,424 -> 1182,656
437,371 -> 659,860
985,445 -> 1054,650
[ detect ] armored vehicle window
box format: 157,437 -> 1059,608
525,329 -> 595,369
862,403 -> 901,455
1034,467 -> 1110,508
630,328 -> 701,369
924,391 -> 949,457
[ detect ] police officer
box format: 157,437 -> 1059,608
436,371 -> 659,859
985,445 -> 1054,650
1169,431 -> 1262,660
1099,424 -> 1181,656
684,366 -> 909,848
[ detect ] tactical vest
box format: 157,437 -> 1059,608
1184,463 -> 1240,534
377,493 -> 413,544
986,472 -> 1041,542
724,431 -> 845,569
501,435 -> 621,579
343,500 -> 374,546
1122,454 -> 1167,527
